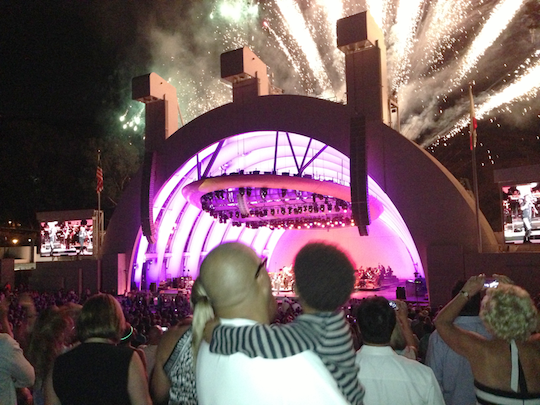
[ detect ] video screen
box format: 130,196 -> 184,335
40,219 -> 94,256
502,182 -> 540,244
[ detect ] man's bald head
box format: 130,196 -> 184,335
199,242 -> 262,310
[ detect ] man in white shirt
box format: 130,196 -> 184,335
0,333 -> 35,405
195,242 -> 350,405
355,296 -> 444,405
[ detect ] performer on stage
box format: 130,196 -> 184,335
520,193 -> 538,243
49,222 -> 59,253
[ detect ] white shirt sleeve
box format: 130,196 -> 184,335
5,335 -> 35,388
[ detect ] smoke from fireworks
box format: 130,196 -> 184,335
117,0 -> 540,148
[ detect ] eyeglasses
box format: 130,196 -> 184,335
255,257 -> 268,279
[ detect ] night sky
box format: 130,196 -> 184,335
1,1 -> 150,232
1,0 -> 539,241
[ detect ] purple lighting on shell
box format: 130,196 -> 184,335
130,131 -> 423,288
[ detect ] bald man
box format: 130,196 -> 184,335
195,242 -> 349,405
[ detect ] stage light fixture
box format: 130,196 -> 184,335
197,183 -> 354,230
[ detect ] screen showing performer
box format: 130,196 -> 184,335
502,182 -> 539,244
40,219 -> 94,256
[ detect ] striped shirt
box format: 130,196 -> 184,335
210,311 -> 364,405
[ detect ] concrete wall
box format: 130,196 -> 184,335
0,259 -> 15,288
0,246 -> 33,264
31,260 -> 99,294
428,248 -> 540,307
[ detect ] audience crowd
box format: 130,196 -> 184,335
1,244 -> 539,405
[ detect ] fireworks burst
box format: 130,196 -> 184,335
118,0 -> 540,149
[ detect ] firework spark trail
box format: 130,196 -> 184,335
265,23 -> 304,78
433,58 -> 540,146
388,0 -> 425,92
115,0 -> 538,146
450,0 -> 526,88
275,0 -> 333,94
317,0 -> 347,96
317,1 -> 343,60
420,0 -> 471,70
365,0 -> 388,31
317,0 -> 343,36
119,106 -> 144,132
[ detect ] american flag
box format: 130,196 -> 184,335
96,159 -> 103,194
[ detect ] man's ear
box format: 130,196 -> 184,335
256,267 -> 272,291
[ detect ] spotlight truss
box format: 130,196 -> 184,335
184,175 -> 355,230
201,187 -> 353,229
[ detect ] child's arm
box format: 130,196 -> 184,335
209,321 -> 317,358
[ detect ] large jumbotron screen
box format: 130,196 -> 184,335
39,218 -> 94,257
501,182 -> 540,244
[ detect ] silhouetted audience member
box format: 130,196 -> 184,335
434,275 -> 540,404
354,296 -> 444,405
0,297 -> 35,405
141,325 -> 163,379
151,315 -> 195,404
27,305 -> 80,405
207,242 -> 364,405
119,322 -> 148,374
426,280 -> 490,405
390,299 -> 419,360
195,242 -> 352,405
51,294 -> 151,405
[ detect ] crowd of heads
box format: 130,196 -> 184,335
2,271 -> 539,359
1,241 -> 540,405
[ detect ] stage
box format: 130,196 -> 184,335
274,279 -> 429,305
156,278 -> 430,305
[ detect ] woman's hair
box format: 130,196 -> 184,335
480,284 -> 538,342
27,307 -> 71,385
190,278 -> 215,364
76,294 -> 125,343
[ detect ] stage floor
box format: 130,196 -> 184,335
157,280 -> 430,305
274,279 -> 429,304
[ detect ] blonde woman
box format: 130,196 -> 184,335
434,275 -> 540,404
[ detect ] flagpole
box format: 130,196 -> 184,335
96,150 -> 102,258
469,84 -> 482,253
96,150 -> 103,292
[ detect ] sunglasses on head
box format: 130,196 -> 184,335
255,257 -> 268,279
